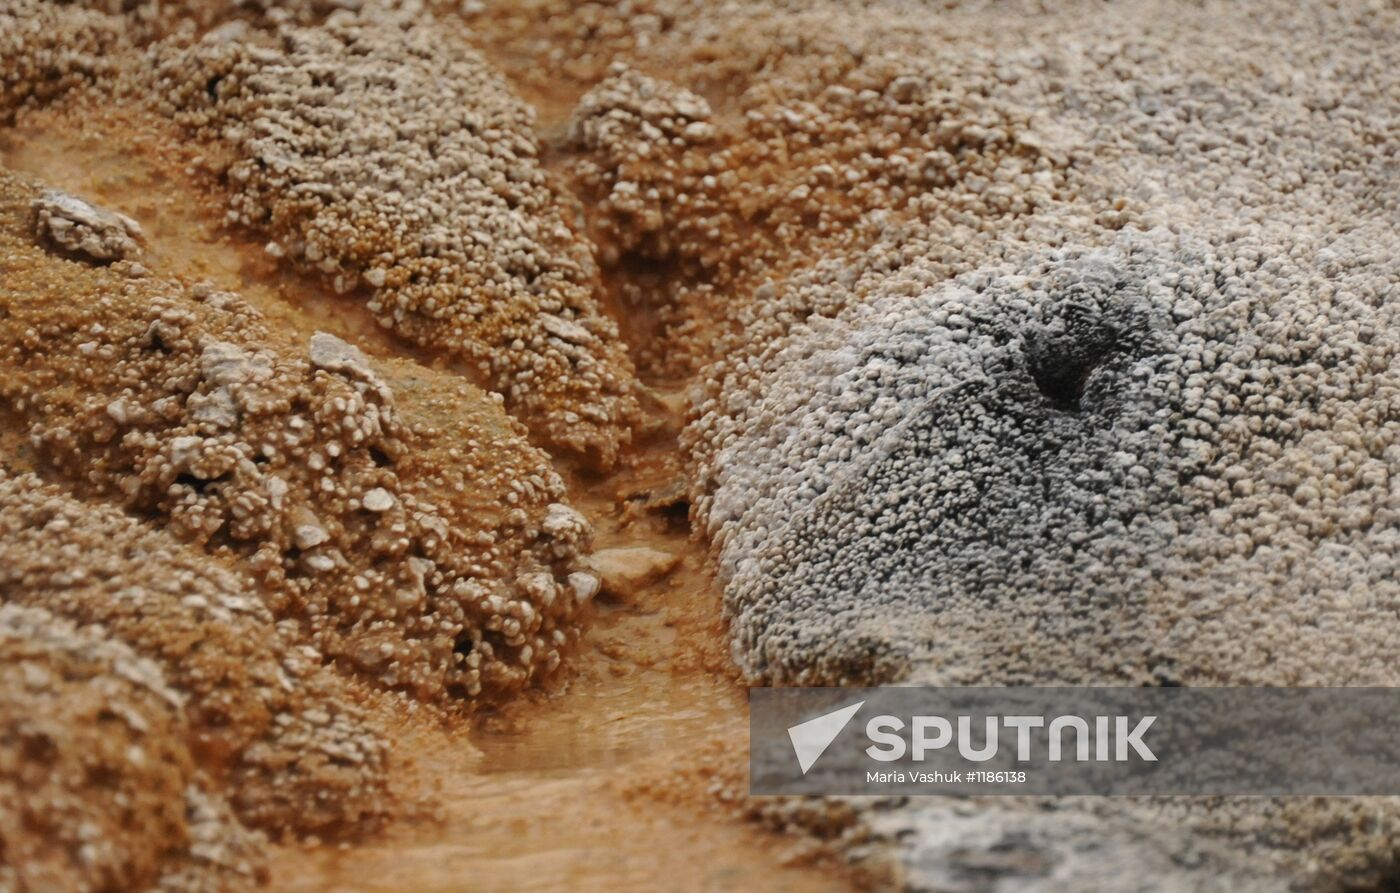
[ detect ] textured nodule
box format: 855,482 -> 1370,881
144,11 -> 640,465
0,169 -> 594,707
694,242 -> 1185,687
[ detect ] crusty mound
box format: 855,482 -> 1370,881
0,170 -> 595,705
0,469 -> 390,838
1,7 -> 623,885
0,0 -> 126,121
562,43 -> 1067,378
690,230 -> 1400,691
671,0 -> 1400,888
139,10 -> 640,465
0,601 -> 265,893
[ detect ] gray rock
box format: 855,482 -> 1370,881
309,332 -> 373,379
31,190 -> 142,263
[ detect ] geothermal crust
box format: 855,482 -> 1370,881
663,0 -> 1400,888
3,0 -> 1400,891
146,11 -> 640,465
0,20 -> 603,877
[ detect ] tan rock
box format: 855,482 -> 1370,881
585,547 -> 680,603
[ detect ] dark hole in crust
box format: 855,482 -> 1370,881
1029,352 -> 1099,411
1023,314 -> 1128,413
452,634 -> 474,660
173,472 -> 230,494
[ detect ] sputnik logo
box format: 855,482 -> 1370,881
787,700 -> 865,775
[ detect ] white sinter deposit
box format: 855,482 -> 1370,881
684,1 -> 1400,888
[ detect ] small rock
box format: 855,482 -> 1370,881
293,524 -> 329,550
309,332 -> 373,379
540,314 -> 594,345
567,571 -> 601,603
518,572 -> 559,607
200,342 -> 254,387
302,553 -> 336,574
31,190 -> 143,263
204,19 -> 250,45
189,388 -> 240,429
169,435 -> 203,470
541,502 -> 590,540
362,488 -> 395,512
585,547 -> 679,603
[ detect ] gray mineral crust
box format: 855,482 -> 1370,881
684,1 -> 1400,889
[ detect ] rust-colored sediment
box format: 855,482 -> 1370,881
270,448 -> 855,893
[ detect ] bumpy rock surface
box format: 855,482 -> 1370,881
694,230 -> 1400,692
0,0 -> 126,119
0,154 -> 599,885
563,45 -> 1066,377
669,0 -> 1400,888
140,10 -> 640,464
0,7 -> 629,886
0,602 -> 265,893
0,169 -> 594,705
5,0 -> 1400,890
0,470 -> 390,837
